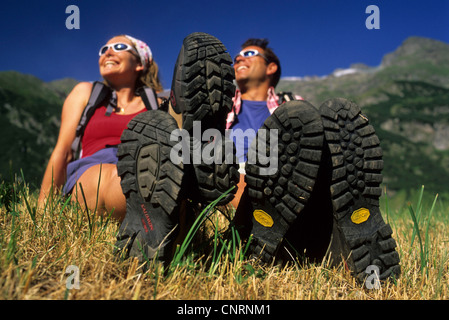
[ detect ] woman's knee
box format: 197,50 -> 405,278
73,164 -> 126,219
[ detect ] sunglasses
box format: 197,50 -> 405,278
234,49 -> 269,63
99,42 -> 137,56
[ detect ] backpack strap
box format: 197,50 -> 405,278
157,90 -> 170,112
71,81 -> 111,160
137,86 -> 159,111
277,91 -> 296,105
104,90 -> 117,116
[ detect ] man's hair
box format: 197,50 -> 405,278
241,38 -> 281,87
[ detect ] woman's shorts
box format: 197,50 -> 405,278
63,147 -> 118,194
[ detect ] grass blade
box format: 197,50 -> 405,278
408,204 -> 426,274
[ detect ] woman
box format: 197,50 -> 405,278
38,35 -> 163,221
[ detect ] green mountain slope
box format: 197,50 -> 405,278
0,71 -> 74,187
278,36 -> 449,197
364,81 -> 449,195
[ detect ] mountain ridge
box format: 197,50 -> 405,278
277,36 -> 449,197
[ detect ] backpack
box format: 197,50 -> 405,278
277,91 -> 301,105
70,81 -> 166,160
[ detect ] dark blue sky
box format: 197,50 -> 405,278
1,0 -> 448,89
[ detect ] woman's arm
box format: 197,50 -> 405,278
38,82 -> 93,206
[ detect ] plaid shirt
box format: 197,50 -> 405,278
225,87 -> 280,129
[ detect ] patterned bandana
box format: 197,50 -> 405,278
125,35 -> 153,70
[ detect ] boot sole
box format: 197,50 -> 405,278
115,110 -> 184,263
170,32 -> 238,205
245,100 -> 324,262
319,98 -> 401,281
170,32 -> 235,133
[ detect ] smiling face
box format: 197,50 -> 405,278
233,45 -> 278,92
234,46 -> 267,84
98,36 -> 144,87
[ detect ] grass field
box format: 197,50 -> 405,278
1,175 -> 448,302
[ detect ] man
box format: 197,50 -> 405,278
228,38 -> 288,207
227,38 -> 326,261
227,38 -> 401,282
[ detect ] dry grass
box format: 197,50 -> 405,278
1,179 -> 448,301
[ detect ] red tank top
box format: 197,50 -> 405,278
81,106 -> 146,158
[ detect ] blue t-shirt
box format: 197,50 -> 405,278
229,100 -> 271,163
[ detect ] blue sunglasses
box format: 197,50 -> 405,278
234,49 -> 268,63
99,42 -> 137,56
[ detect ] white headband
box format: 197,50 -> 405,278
125,35 -> 153,70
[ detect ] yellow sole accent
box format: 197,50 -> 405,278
253,209 -> 274,228
351,208 -> 370,224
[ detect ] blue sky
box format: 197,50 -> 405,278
1,0 -> 448,89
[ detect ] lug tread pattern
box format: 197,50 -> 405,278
171,32 -> 235,133
320,98 -> 400,281
115,110 -> 184,262
171,32 -> 239,205
192,137 -> 240,205
246,100 -> 324,262
117,111 -> 184,213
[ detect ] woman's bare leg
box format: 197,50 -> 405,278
72,163 -> 126,222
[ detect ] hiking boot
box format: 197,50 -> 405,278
319,98 -> 401,282
245,100 -> 325,263
115,110 -> 185,264
170,32 -> 239,206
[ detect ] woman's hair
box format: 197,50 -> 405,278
127,35 -> 163,92
136,59 -> 163,93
